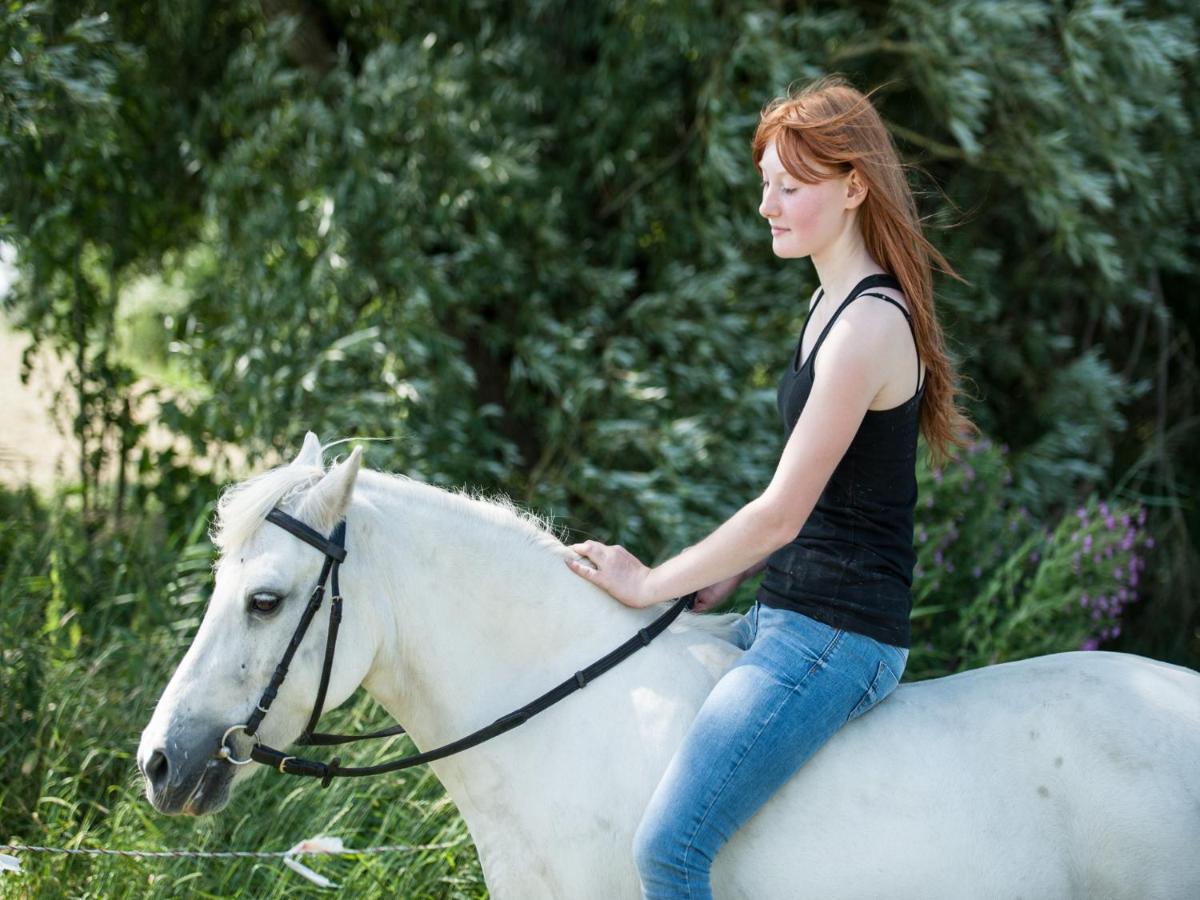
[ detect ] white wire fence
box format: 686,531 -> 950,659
0,837 -> 468,888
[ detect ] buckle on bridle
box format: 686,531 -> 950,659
278,754 -> 296,774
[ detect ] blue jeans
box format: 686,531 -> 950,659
633,601 -> 909,899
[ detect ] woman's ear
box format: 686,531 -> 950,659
845,169 -> 868,210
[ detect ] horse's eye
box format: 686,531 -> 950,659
249,591 -> 282,615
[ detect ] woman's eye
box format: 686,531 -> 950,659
249,592 -> 282,614
782,187 -> 797,195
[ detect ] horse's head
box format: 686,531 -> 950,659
137,433 -> 376,815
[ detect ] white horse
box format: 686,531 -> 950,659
138,433 -> 1200,899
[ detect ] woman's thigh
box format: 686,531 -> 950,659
639,605 -> 908,853
726,601 -> 761,651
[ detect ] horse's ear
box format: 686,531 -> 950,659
298,445 -> 363,532
293,431 -> 323,469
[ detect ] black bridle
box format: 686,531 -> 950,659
216,507 -> 696,786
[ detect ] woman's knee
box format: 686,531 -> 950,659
632,806 -> 676,876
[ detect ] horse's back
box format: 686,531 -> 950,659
714,650 -> 1200,899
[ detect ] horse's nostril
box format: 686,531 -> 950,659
144,748 -> 170,794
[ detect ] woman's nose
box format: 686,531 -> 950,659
759,197 -> 776,218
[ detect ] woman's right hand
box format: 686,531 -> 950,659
691,571 -> 746,613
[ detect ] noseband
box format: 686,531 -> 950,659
217,507 -> 695,786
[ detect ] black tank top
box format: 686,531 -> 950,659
756,272 -> 924,649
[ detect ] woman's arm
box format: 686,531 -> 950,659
567,498 -> 789,609
638,498 -> 792,606
687,546 -> 769,582
690,551 -> 771,613
743,557 -> 769,579
566,304 -> 892,608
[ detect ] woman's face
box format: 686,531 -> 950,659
757,138 -> 855,260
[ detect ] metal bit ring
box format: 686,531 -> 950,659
216,724 -> 257,765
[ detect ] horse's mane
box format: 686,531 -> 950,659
210,457 -> 567,558
210,462 -> 325,556
209,450 -> 736,640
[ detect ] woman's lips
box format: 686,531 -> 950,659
771,227 -> 789,236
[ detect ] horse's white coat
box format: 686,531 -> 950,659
141,434 -> 1200,899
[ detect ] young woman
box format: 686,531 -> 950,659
565,74 -> 978,899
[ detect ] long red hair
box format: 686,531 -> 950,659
752,74 -> 979,468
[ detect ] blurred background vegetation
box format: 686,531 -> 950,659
1,0 -> 1196,896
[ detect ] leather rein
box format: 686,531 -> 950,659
216,506 -> 696,786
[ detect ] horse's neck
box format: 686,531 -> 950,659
353,482 -> 663,748
344,481 -> 739,892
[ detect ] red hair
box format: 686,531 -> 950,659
752,74 -> 979,468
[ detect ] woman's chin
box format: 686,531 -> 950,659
771,243 -> 808,259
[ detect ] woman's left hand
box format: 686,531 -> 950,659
565,540 -> 653,609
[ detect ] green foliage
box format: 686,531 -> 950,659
905,440 -> 1153,676
0,0 -> 245,517
120,0 -> 1200,566
1013,347 -> 1145,507
4,0 -> 1197,552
